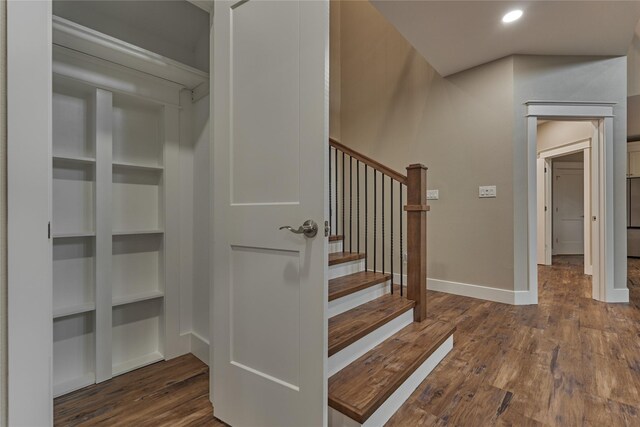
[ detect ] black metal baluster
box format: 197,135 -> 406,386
349,157 -> 353,253
357,161 -> 360,254
342,152 -> 345,240
373,169 -> 377,273
334,148 -> 338,236
383,173 -> 387,293
365,165 -> 368,271
391,176 -> 394,295
400,183 -> 404,297
329,146 -> 332,236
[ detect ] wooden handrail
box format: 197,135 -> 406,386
330,138 -> 408,185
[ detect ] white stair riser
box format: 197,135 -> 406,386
328,335 -> 454,427
328,308 -> 412,377
329,259 -> 365,280
329,240 -> 343,253
328,281 -> 389,318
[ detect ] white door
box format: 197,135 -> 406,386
212,1 -> 329,426
553,163 -> 584,255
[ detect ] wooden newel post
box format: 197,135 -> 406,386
404,164 -> 429,322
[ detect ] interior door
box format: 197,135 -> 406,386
553,164 -> 584,255
211,1 -> 329,426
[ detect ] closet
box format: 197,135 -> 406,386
50,1 -> 211,397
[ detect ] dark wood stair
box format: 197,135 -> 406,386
328,319 -> 456,424
329,234 -> 344,242
329,251 -> 366,266
328,291 -> 414,357
329,271 -> 390,301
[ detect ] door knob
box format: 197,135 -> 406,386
279,220 -> 318,238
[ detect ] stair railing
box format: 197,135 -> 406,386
329,138 -> 428,321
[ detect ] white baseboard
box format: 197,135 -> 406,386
180,331 -> 210,365
606,286 -> 630,303
391,273 -> 535,305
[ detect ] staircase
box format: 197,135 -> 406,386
326,140 -> 455,427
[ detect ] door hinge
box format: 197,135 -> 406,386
324,221 -> 330,237
48,222 -> 51,239
544,206 -> 547,212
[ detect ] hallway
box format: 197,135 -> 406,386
54,258 -> 640,426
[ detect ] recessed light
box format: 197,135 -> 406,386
502,9 -> 523,23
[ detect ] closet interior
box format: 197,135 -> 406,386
50,0 -> 211,397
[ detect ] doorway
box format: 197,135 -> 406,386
527,101 -> 625,304
536,120 -> 593,297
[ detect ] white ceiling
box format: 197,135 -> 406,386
371,1 -> 640,77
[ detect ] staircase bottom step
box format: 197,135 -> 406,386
328,320 -> 455,427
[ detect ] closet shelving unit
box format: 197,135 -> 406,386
51,15 -> 208,397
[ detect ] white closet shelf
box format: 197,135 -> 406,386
112,290 -> 164,307
112,229 -> 164,236
53,154 -> 96,164
112,161 -> 164,172
112,351 -> 164,377
53,231 -> 96,239
53,372 -> 96,398
53,302 -> 96,319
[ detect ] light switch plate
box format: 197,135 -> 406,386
427,189 -> 439,200
479,186 -> 497,198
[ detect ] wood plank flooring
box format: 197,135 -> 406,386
387,256 -> 640,426
54,354 -> 224,427
55,257 -> 640,426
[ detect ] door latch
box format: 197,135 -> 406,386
324,221 -> 330,237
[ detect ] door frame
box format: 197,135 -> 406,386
6,2 -> 54,425
526,101 -> 626,303
537,137 -> 592,275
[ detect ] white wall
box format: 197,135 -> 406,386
513,55 -> 627,292
192,94 -> 210,345
0,1 -> 6,424
537,121 -> 594,154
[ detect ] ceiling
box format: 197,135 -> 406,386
371,1 -> 640,77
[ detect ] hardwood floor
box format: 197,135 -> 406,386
55,257 -> 640,426
54,354 -> 224,427
387,256 -> 640,426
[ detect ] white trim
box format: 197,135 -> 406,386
328,335 -> 453,427
328,309 -> 412,377
525,102 -> 624,304
428,278 -> 533,305
328,282 -> 389,317
538,138 -> 590,159
187,332 -> 210,366
391,273 -> 535,305
52,16 -> 208,89
606,287 -> 630,303
329,259 -> 365,280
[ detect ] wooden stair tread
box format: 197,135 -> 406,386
328,319 -> 455,424
329,271 -> 390,301
329,251 -> 366,266
329,235 -> 344,242
328,291 -> 414,357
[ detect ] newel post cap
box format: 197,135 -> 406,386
406,163 -> 428,170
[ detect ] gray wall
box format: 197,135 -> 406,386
337,0 -> 515,291
0,0 -> 6,423
513,55 -> 628,291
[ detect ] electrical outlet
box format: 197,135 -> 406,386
479,185 -> 497,198
427,189 -> 439,200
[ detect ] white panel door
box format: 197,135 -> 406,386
553,164 -> 584,255
212,1 -> 328,426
